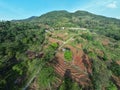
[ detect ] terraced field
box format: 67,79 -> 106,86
46,28 -> 92,87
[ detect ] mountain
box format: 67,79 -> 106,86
25,10 -> 120,40
0,10 -> 120,90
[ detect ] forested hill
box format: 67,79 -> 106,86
0,10 -> 120,90
0,21 -> 45,89
21,10 -> 120,40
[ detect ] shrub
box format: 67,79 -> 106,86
106,81 -> 117,90
64,50 -> 72,61
81,33 -> 93,41
109,61 -> 120,76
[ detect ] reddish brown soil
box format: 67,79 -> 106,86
27,78 -> 39,90
48,37 -> 63,45
52,44 -> 92,87
64,45 -> 92,74
112,75 -> 120,89
116,61 -> 120,65
76,44 -> 83,49
46,33 -> 92,87
26,50 -> 36,59
95,49 -> 104,57
102,39 -> 109,46
56,33 -> 68,41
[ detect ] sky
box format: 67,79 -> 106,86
0,0 -> 120,20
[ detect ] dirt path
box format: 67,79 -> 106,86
22,63 -> 45,90
46,30 -> 74,50
23,31 -> 76,90
58,37 -> 73,50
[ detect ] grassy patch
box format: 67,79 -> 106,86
64,50 -> 72,61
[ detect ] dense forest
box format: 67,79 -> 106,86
0,10 -> 120,90
0,21 -> 45,89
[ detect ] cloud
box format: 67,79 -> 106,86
106,1 -> 117,8
74,0 -> 113,12
116,16 -> 120,19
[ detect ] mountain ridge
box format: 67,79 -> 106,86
23,10 -> 120,22
30,10 -> 120,40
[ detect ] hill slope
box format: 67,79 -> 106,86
0,10 -> 120,90
25,10 -> 120,40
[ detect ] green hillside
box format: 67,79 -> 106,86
24,10 -> 120,40
0,10 -> 120,90
40,10 -> 120,40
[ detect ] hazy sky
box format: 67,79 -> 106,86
0,0 -> 120,20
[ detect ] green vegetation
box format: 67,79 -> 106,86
64,50 -> 72,61
44,43 -> 58,62
106,81 -> 117,90
37,43 -> 58,89
0,21 -> 45,89
28,10 -> 120,40
109,61 -> 120,76
81,32 -> 93,41
38,65 -> 57,89
59,69 -> 82,90
0,10 -> 120,90
91,59 -> 112,90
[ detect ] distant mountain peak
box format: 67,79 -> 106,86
27,16 -> 38,19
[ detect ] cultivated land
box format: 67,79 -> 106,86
1,10 -> 120,90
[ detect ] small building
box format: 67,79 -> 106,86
61,27 -> 65,30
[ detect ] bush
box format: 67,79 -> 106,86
109,61 -> 120,76
64,50 -> 72,61
38,66 -> 56,89
81,33 -> 93,41
44,43 -> 58,62
92,59 -> 111,90
106,81 -> 117,90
